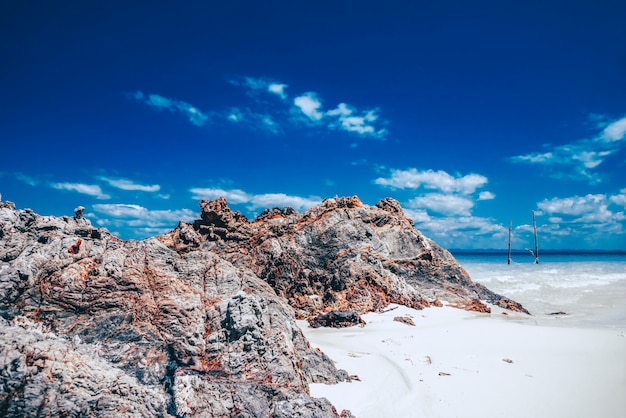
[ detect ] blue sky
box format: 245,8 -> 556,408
1,1 -> 625,250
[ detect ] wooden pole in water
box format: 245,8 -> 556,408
507,220 -> 512,265
532,210 -> 539,264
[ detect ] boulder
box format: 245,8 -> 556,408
308,310 -> 366,328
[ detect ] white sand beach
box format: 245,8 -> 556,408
300,305 -> 626,418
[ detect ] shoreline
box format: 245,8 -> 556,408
300,305 -> 626,418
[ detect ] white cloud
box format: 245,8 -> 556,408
268,83 -> 288,99
93,203 -> 195,222
190,188 -> 251,204
601,117 -> 626,142
510,115 -> 626,183
326,103 -> 386,138
536,193 -> 626,232
294,93 -> 324,121
510,152 -> 554,164
403,208 -> 431,223
610,193 -> 626,207
92,203 -> 196,239
247,193 -> 320,211
537,194 -> 606,216
375,168 -> 488,194
478,191 -> 495,200
92,203 -> 147,218
408,193 -> 474,216
133,91 -> 210,126
572,150 -> 614,169
98,176 -> 160,192
189,187 -> 321,212
133,78 -> 386,140
52,182 -> 111,200
411,214 -> 506,249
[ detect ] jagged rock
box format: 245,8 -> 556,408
74,205 -> 85,219
308,310 -> 366,328
162,197 -> 529,318
0,205 -> 351,417
0,318 -> 169,417
450,298 -> 491,313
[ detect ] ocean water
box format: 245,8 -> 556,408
453,252 -> 626,329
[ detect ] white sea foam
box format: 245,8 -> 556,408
456,254 -> 626,328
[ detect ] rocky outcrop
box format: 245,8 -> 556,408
161,197 -> 528,318
0,201 -> 350,417
0,194 -> 529,417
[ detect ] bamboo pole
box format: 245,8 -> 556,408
507,220 -> 512,265
532,210 -> 539,264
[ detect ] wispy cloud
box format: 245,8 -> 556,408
226,107 -> 282,134
92,203 -> 196,239
532,192 -> 626,246
15,173 -> 40,186
510,115 -> 626,183
132,91 -> 210,126
326,103 -> 386,136
375,168 -> 488,194
51,182 -> 111,200
98,176 -> 160,192
231,76 -> 387,139
408,193 -> 474,216
189,187 -> 321,212
230,77 -> 289,100
132,76 -> 386,139
292,95 -> 387,138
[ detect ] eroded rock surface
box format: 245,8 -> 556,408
161,197 -> 528,318
0,201 -> 349,417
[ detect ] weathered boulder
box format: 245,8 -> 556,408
0,203 -> 350,417
308,310 -> 366,328
161,197 -> 528,318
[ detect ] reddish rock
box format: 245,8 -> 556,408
161,197 -> 529,318
450,298 -> 492,313
0,204 -> 350,418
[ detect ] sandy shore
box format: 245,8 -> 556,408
300,305 -> 626,418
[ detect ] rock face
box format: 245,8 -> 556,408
0,195 -> 529,417
161,197 -> 528,318
0,201 -> 349,417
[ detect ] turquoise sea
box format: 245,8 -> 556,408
452,251 -> 626,329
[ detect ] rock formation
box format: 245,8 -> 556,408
1,195 -> 529,417
160,196 -> 528,317
0,201 -> 350,417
